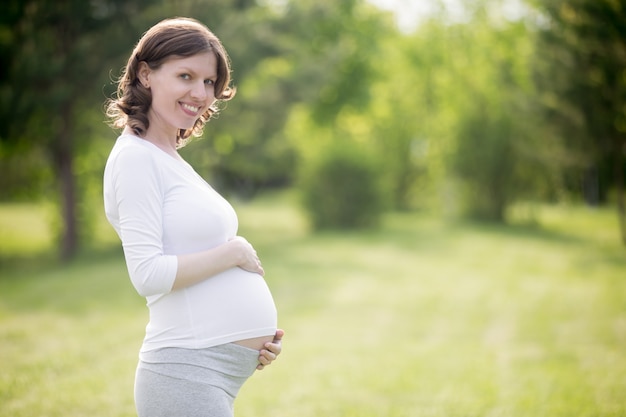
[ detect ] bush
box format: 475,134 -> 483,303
451,107 -> 521,222
299,143 -> 386,230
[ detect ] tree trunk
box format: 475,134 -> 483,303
616,136 -> 626,246
54,102 -> 78,260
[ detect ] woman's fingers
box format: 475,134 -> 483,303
256,329 -> 284,370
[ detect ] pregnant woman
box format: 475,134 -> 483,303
103,17 -> 283,417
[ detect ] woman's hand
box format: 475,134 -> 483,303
174,236 -> 263,290
257,329 -> 284,370
229,236 -> 264,276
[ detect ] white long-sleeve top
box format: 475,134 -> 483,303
103,134 -> 277,352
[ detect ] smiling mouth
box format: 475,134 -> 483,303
181,103 -> 201,114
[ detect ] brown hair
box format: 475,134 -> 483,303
106,17 -> 235,147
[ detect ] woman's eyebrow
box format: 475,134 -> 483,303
178,66 -> 217,79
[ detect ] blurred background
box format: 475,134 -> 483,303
0,0 -> 624,258
1,1 -> 625,416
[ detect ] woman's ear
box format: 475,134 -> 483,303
137,61 -> 151,89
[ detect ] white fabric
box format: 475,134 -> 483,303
103,134 -> 277,352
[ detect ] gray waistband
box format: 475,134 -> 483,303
138,343 -> 260,396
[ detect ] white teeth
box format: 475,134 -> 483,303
182,104 -> 200,112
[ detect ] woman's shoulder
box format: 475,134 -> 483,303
112,133 -> 151,152
104,136 -> 165,188
107,134 -> 158,168
104,134 -> 165,192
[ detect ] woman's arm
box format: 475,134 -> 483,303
107,144 -> 263,296
172,236 -> 264,291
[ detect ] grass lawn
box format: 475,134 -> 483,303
1,195 -> 625,417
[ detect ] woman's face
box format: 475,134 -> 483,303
140,52 -> 218,137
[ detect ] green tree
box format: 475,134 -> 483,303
432,10 -> 542,221
185,0 -> 388,196
0,0 -> 157,259
0,0 -> 397,257
363,2 -> 560,219
368,23 -> 444,211
532,0 -> 626,243
181,3 -> 298,195
300,142 -> 385,230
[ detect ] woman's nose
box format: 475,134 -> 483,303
191,81 -> 208,100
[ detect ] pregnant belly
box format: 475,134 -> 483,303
187,267 -> 277,340
145,267 -> 277,351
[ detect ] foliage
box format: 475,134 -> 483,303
0,0 -> 156,258
453,107 -> 517,220
434,13 -> 544,221
299,143 -> 385,230
368,30 -> 437,211
2,0 -> 626,257
531,0 -> 626,240
183,0 -> 388,195
367,8 -> 553,219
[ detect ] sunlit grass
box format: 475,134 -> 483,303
1,196 -> 625,417
0,203 -> 54,255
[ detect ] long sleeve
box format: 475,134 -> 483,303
104,143 -> 178,297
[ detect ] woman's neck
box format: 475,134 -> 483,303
123,126 -> 182,160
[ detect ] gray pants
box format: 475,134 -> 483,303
135,343 -> 260,417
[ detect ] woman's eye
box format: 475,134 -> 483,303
204,79 -> 215,86
180,74 -> 191,80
